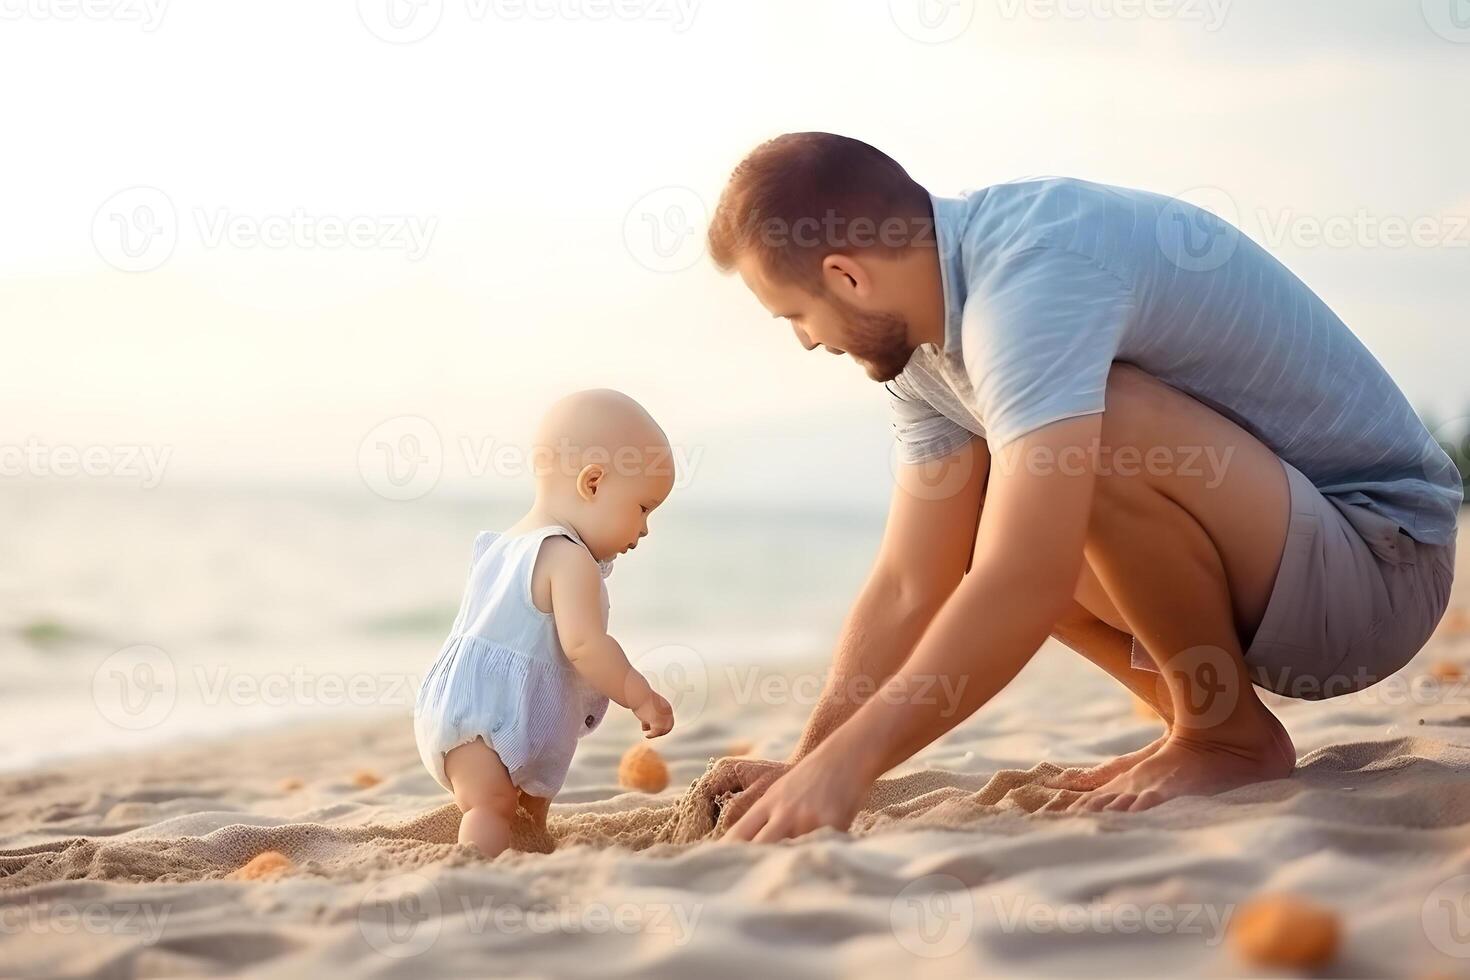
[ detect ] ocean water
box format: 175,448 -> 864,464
0,482 -> 884,771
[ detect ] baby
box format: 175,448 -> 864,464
413,389 -> 676,857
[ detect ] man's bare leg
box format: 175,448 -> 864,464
1044,584 -> 1174,791
1050,562 -> 1297,795
1052,364 -> 1297,811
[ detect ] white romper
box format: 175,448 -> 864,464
413,526 -> 612,799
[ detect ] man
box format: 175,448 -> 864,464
704,132 -> 1461,843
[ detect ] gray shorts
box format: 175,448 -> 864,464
1131,458 -> 1458,701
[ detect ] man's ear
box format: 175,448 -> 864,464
576,463 -> 605,501
821,254 -> 870,299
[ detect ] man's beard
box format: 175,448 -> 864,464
836,302 -> 915,382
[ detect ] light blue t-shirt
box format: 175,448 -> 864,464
889,178 -> 1462,546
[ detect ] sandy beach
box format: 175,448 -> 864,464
0,528 -> 1466,978
4,1 -> 1467,976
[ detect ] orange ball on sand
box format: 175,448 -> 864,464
618,744 -> 669,793
1442,606 -> 1470,636
1429,660 -> 1465,682
1229,894 -> 1339,969
351,769 -> 382,789
233,851 -> 295,881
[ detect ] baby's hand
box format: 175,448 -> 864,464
633,691 -> 674,738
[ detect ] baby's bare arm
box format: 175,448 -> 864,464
542,538 -> 654,710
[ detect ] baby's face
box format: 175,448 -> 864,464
580,462 -> 675,562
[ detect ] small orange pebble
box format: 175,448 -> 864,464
1429,660 -> 1465,683
278,777 -> 304,792
351,769 -> 382,788
233,851 -> 295,881
618,744 -> 669,793
1442,606 -> 1470,636
725,739 -> 754,757
1229,894 -> 1339,969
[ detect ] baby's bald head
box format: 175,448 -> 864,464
530,390 -> 674,561
532,389 -> 670,484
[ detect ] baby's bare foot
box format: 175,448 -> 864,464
1045,731 -> 1170,792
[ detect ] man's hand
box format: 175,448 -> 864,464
703,756 -> 788,829
724,748 -> 870,843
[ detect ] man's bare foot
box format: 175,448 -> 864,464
1057,709 -> 1294,812
1044,731 -> 1170,791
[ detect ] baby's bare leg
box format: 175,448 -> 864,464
444,736 -> 518,858
519,791 -> 551,829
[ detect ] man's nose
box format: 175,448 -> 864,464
792,323 -> 817,351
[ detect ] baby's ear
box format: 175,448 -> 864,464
576,463 -> 606,501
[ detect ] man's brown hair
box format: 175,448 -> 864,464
706,132 -> 934,290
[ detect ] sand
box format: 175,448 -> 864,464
4,544 -> 1470,977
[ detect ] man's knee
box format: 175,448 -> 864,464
1089,363 -> 1210,517
1052,598 -> 1097,636
1086,369 -> 1222,566
1096,362 -> 1178,454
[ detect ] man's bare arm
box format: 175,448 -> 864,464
725,416 -> 1101,842
789,437 -> 990,762
708,438 -> 990,823
812,418 -> 1097,776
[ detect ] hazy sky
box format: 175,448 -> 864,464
3,0 -> 1467,510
